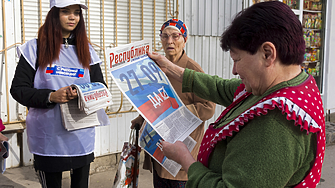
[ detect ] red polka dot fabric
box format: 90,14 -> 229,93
197,75 -> 325,188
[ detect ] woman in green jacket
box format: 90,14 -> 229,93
148,1 -> 325,188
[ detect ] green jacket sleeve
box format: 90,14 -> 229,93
186,109 -> 316,188
182,68 -> 242,107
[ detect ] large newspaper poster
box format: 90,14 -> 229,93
106,39 -> 201,176
109,54 -> 201,143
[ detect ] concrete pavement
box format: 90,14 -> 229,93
1,118 -> 335,188
0,151 -> 154,188
0,145 -> 335,187
0,165 -> 154,188
317,144 -> 335,188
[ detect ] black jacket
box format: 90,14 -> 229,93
10,38 -> 106,109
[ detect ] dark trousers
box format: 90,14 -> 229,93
153,168 -> 186,188
36,163 -> 90,188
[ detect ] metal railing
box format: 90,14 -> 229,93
0,0 -> 178,126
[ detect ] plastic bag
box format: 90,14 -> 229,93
113,129 -> 141,188
0,141 -> 9,174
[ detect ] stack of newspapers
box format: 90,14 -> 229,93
73,82 -> 113,115
60,82 -> 112,131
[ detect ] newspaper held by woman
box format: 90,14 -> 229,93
72,82 -> 113,115
60,82 -> 111,131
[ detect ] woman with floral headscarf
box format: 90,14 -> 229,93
131,19 -> 216,188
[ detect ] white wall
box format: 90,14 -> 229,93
1,0 -> 172,168
179,0 -> 244,125
324,0 -> 335,114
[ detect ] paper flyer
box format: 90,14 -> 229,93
139,121 -> 196,177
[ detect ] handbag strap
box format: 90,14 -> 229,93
128,129 -> 135,145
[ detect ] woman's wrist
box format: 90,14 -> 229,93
180,153 -> 196,173
168,64 -> 185,83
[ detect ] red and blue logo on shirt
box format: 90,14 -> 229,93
46,64 -> 84,78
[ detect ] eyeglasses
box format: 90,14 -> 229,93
160,33 -> 183,41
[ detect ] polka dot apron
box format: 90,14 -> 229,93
197,75 -> 325,188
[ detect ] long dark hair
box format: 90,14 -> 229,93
37,6 -> 90,69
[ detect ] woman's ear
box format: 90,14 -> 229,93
182,39 -> 186,48
261,42 -> 276,66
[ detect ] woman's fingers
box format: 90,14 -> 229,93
50,86 -> 77,103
